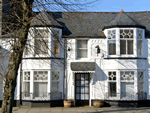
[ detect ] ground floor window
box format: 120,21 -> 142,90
51,71 -> 60,100
120,71 -> 134,99
108,71 -> 116,97
34,71 -> 48,98
23,71 -> 30,97
107,70 -> 145,100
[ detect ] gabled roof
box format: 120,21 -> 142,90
102,11 -> 146,30
30,11 -> 62,28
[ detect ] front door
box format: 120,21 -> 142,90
75,73 -> 90,106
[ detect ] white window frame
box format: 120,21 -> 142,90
107,30 -> 116,56
107,71 -> 118,100
105,28 -> 141,58
76,39 -> 89,59
34,27 -> 50,57
120,29 -> 134,56
33,70 -> 49,100
137,28 -> 144,56
51,28 -> 61,57
51,70 -> 60,100
23,71 -> 30,99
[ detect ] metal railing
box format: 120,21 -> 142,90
105,92 -> 147,101
22,91 -> 62,100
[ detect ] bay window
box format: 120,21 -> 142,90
108,71 -> 116,97
34,29 -> 49,55
77,40 -> 88,58
107,30 -> 116,55
120,29 -> 134,55
34,71 -> 48,98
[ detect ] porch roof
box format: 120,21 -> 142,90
71,62 -> 95,71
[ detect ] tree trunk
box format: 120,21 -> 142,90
1,0 -> 33,112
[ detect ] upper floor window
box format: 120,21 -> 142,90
120,29 -> 134,55
77,40 -> 88,58
34,29 -> 49,55
107,30 -> 116,55
137,30 -> 143,55
52,30 -> 60,56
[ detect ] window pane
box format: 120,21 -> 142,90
85,94 -> 89,100
121,82 -> 134,99
53,40 -> 59,55
77,40 -> 88,58
109,82 -> 116,97
108,40 -> 116,55
127,40 -> 133,54
77,40 -> 82,48
77,50 -> 87,58
82,40 -> 87,48
52,82 -> 59,92
138,40 -> 142,55
24,82 -> 30,97
34,82 -> 47,97
120,40 -> 126,54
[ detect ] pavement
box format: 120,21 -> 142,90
1,107 -> 150,113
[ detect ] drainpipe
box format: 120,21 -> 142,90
63,38 -> 66,100
19,61 -> 22,105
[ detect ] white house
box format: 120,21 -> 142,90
1,10 -> 150,107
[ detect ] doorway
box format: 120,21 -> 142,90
75,73 -> 90,106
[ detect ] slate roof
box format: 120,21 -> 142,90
29,11 -> 150,38
71,62 -> 95,71
49,11 -> 150,38
102,12 -> 146,30
30,11 -> 62,28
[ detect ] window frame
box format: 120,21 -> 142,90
137,28 -> 144,56
33,70 -> 49,99
51,28 -> 61,56
76,39 -> 88,59
107,30 -> 116,55
107,71 -> 117,98
33,27 -> 50,56
23,71 -> 30,98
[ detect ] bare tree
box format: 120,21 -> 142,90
0,0 -> 100,112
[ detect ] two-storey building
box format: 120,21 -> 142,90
1,10 -> 150,107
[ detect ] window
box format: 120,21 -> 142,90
108,71 -> 116,97
107,30 -> 116,55
51,71 -> 60,100
120,71 -> 134,99
138,30 -> 143,55
52,30 -> 60,56
34,71 -> 48,98
77,40 -> 88,58
23,71 -> 30,97
120,29 -> 134,55
138,72 -> 144,98
34,29 -> 49,55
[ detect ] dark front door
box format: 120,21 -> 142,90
75,73 -> 90,106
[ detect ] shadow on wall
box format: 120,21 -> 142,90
93,63 -> 107,100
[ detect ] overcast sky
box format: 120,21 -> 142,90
87,0 -> 150,12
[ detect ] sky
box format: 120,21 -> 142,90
86,0 -> 150,12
